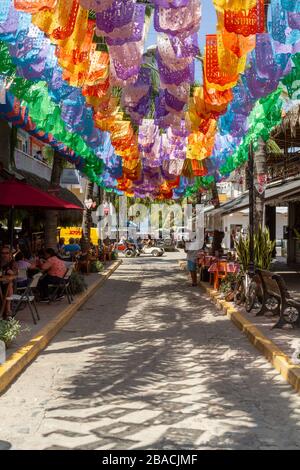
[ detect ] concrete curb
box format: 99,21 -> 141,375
0,260 -> 122,395
199,279 -> 300,394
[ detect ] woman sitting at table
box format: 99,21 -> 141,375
0,246 -> 18,317
38,248 -> 67,302
14,251 -> 34,288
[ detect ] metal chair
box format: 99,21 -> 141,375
7,273 -> 43,324
48,265 -> 74,304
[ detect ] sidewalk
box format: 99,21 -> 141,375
178,260 -> 300,393
198,279 -> 300,393
0,260 -> 122,394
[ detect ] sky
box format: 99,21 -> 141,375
144,0 -> 217,82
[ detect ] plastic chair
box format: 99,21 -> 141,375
7,273 -> 43,324
214,261 -> 228,290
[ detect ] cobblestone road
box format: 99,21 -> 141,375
1,253 -> 300,450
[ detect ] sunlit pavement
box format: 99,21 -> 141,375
1,252 -> 300,450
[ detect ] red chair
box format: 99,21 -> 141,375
214,261 -> 228,290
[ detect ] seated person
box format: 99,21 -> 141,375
57,237 -> 65,255
103,237 -> 114,262
15,251 -> 34,288
145,235 -> 154,247
136,237 -> 143,250
0,246 -> 18,317
63,238 -> 81,259
38,248 -> 67,302
76,239 -> 92,274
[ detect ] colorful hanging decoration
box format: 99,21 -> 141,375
223,0 -> 265,37
0,0 -> 300,199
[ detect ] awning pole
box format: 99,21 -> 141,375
9,206 -> 14,250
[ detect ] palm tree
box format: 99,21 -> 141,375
82,180 -> 94,241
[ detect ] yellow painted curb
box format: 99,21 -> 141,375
199,280 -> 300,394
0,260 -> 122,395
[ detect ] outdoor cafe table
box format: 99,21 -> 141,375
208,261 -> 240,274
0,274 -> 17,319
208,261 -> 240,290
197,254 -> 217,268
197,254 -> 217,283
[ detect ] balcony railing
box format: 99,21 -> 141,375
14,148 -> 52,181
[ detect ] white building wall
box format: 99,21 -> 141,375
222,212 -> 248,249
221,208 -> 288,249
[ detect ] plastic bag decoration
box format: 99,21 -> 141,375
217,33 -> 247,76
212,0 -> 257,12
255,33 -> 291,81
0,3 -> 20,42
217,12 -> 256,57
79,0 -> 114,11
288,11 -> 300,30
0,0 -> 12,23
106,4 -> 145,46
269,0 -> 300,48
224,0 -> 265,37
204,34 -> 239,90
14,0 -> 57,14
282,54 -> 300,99
121,67 -> 151,124
153,1 -> 190,7
138,119 -> 162,168
156,50 -> 195,86
281,0 -> 300,12
32,0 -> 80,42
154,0 -> 201,38
95,2 -> 146,86
96,0 -> 135,36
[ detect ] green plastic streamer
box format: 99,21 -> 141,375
0,42 -> 104,184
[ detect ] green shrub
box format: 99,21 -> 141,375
0,319 -> 21,346
70,272 -> 87,294
90,260 -> 104,273
220,273 -> 241,295
235,226 -> 275,272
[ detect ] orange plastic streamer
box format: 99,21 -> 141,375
14,0 -> 57,13
204,34 -> 239,90
217,33 -> 247,75
32,0 -> 80,42
212,0 -> 257,12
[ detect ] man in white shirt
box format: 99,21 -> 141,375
185,237 -> 201,287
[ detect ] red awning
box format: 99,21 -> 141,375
0,179 -> 83,210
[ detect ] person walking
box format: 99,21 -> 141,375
185,236 -> 201,287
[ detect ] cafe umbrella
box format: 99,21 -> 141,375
0,179 -> 83,247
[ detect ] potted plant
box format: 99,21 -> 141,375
90,260 -> 104,273
0,319 -> 21,348
254,226 -> 275,270
235,226 -> 275,271
220,273 -> 242,301
70,272 -> 87,294
234,226 -> 275,309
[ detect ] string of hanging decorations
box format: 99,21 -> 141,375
0,0 -> 298,199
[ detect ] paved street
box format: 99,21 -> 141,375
1,252 -> 300,450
